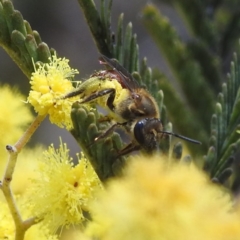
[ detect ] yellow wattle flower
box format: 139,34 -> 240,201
0,198 -> 58,240
28,55 -> 79,129
87,156 -> 240,240
0,84 -> 33,176
60,227 -> 91,240
0,199 -> 15,239
11,146 -> 45,196
25,141 -> 102,233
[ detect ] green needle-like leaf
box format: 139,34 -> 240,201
77,0 -> 111,57
70,103 -> 126,181
0,0 -> 54,78
142,4 -> 215,131
203,47 -> 240,188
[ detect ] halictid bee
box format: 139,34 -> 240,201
64,55 -> 201,157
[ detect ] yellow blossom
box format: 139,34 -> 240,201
0,199 -> 15,239
25,223 -> 58,240
0,198 -> 58,240
0,84 -> 33,175
28,55 -> 79,129
59,227 -> 91,240
25,141 -> 102,233
86,156 -> 240,240
11,145 -> 45,196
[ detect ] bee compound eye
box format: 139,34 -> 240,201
133,118 -> 163,153
133,119 -> 147,145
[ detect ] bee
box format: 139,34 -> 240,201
65,55 -> 201,157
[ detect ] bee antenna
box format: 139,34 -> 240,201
160,131 -> 202,145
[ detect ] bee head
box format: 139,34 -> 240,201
133,118 -> 163,152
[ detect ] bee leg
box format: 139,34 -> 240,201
116,143 -> 141,158
62,87 -> 85,99
106,88 -> 115,111
88,122 -> 127,147
81,88 -> 115,104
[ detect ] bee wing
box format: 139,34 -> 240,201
99,55 -> 140,92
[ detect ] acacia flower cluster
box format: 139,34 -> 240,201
0,85 -> 33,143
28,55 -> 79,129
0,198 -> 58,240
24,141 -> 103,233
86,156 -> 240,240
0,57 -> 103,238
0,84 -> 33,175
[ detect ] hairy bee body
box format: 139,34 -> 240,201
68,67 -> 160,124
93,73 -> 160,121
73,73 -> 130,122
65,55 -> 201,157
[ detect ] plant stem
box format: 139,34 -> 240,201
15,114 -> 46,151
0,114 -> 46,240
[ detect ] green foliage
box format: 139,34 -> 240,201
203,52 -> 240,187
0,0 -> 53,78
70,103 -> 126,181
142,5 -> 214,139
